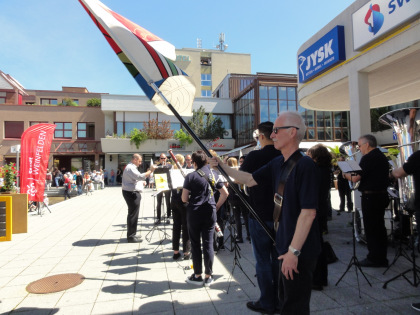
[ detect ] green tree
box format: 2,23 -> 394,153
59,97 -> 78,106
174,129 -> 193,146
187,105 -> 225,139
129,128 -> 148,149
87,98 -> 101,107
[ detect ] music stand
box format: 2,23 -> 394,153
226,236 -> 256,294
145,192 -> 172,254
335,161 -> 372,297
383,200 -> 420,288
145,168 -> 172,254
383,188 -> 411,274
222,203 -> 236,252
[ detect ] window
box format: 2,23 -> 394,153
72,99 -> 79,105
201,74 -> 212,87
41,98 -> 58,105
116,122 -> 144,136
30,121 -> 48,126
4,121 -> 24,138
201,90 -> 212,97
0,92 -> 6,104
213,115 -> 231,129
77,122 -> 95,139
54,122 -> 72,138
170,123 -> 181,132
200,57 -> 211,66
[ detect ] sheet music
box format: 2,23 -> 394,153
170,169 -> 194,189
337,160 -> 362,173
154,173 -> 169,192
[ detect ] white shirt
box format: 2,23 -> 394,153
122,163 -> 147,192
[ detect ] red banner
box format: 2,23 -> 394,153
20,124 -> 56,202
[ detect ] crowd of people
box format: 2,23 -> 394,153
45,167 -> 115,198
110,110 -> 420,314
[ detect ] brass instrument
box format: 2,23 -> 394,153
379,108 -> 420,213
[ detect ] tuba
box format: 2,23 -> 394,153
379,108 -> 420,213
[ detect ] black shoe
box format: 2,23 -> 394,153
183,253 -> 191,260
246,301 -> 274,314
154,219 -> 161,225
359,258 -> 388,268
127,236 -> 143,243
412,302 -> 420,312
186,273 -> 203,286
235,237 -> 244,243
166,219 -> 170,224
312,284 -> 323,291
246,236 -> 251,242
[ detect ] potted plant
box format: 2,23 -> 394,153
0,162 -> 18,193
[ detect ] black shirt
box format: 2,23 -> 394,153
403,150 -> 420,208
183,165 -> 224,211
239,145 -> 282,221
358,148 -> 389,192
253,150 -> 321,259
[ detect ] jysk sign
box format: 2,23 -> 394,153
352,0 -> 420,51
298,26 -> 346,83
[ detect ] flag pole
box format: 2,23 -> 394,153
150,83 -> 275,244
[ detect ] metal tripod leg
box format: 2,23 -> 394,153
226,240 -> 255,294
336,207 -> 372,298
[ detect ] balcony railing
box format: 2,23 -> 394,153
52,140 -> 101,153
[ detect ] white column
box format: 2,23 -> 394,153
348,70 -> 371,213
348,70 -> 371,140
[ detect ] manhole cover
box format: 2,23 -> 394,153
26,273 -> 85,294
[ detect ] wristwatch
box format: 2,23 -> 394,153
289,245 -> 301,257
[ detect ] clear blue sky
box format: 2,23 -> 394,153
1,0 -> 354,95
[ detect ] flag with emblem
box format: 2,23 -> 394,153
79,0 -> 195,116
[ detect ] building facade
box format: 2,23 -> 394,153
0,73 -> 106,171
297,0 -> 420,143
174,48 -> 251,98
100,94 -> 235,172
214,73 -> 350,148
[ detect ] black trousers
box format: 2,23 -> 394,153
172,198 -> 191,253
231,201 -> 249,239
278,257 -> 317,315
122,190 -> 141,239
64,187 -> 71,200
187,205 -> 216,276
338,181 -> 353,212
361,193 -> 388,263
156,190 -> 171,219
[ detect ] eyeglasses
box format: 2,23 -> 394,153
160,157 -> 167,160
356,142 -> 367,149
272,126 -> 300,134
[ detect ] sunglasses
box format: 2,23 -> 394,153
160,157 -> 167,160
272,126 -> 300,134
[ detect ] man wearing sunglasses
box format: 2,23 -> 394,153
239,121 -> 282,314
155,153 -> 173,224
210,112 -> 320,315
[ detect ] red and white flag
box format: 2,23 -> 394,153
20,124 -> 56,202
